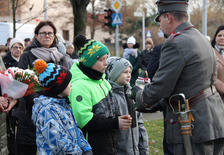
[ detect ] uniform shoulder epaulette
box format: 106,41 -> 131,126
171,26 -> 195,42
171,31 -> 181,42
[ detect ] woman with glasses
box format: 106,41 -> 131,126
3,38 -> 24,69
16,21 -> 72,155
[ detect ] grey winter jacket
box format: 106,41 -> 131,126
109,81 -> 149,155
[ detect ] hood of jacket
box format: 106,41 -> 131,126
109,80 -> 125,95
109,81 -> 132,96
32,95 -> 69,124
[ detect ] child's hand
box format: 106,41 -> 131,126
0,96 -> 8,111
118,115 -> 132,130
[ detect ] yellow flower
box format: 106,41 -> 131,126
80,57 -> 86,63
87,44 -> 102,57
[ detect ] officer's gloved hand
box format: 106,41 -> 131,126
83,150 -> 93,155
137,102 -> 163,113
133,90 -> 148,112
129,85 -> 142,100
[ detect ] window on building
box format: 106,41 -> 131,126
63,30 -> 69,41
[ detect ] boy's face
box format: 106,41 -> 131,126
58,82 -> 72,97
91,54 -> 108,73
115,66 -> 132,86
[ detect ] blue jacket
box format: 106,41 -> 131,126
32,95 -> 92,155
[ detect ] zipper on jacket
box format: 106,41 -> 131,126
99,81 -> 107,97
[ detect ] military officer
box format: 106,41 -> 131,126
134,0 -> 224,154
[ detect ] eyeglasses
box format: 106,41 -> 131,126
12,46 -> 24,50
38,32 -> 54,37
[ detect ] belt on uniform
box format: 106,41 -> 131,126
188,85 -> 216,106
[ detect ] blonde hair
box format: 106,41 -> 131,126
145,38 -> 154,47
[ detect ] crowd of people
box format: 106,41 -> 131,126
1,0 -> 224,154
0,21 -> 150,155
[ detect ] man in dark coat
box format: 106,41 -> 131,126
134,0 -> 224,154
147,44 -> 163,79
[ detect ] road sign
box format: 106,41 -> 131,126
146,30 -> 151,38
112,0 -> 122,13
112,13 -> 122,25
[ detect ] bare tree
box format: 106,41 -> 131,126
1,0 -> 49,37
12,0 -> 28,37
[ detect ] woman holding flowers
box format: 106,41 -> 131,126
16,20 -> 72,155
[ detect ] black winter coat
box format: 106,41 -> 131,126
147,44 -> 163,79
3,52 -> 18,69
138,49 -> 152,70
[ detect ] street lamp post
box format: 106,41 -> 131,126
202,0 -> 207,36
142,9 -> 145,50
44,0 -> 48,20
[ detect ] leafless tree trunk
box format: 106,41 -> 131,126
70,0 -> 90,42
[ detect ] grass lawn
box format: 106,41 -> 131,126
144,119 -> 164,155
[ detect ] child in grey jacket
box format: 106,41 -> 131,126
106,57 -> 149,155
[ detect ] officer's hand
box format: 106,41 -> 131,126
129,85 -> 142,100
137,102 -> 163,113
133,90 -> 149,112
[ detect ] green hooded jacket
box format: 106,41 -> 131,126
69,62 -> 119,155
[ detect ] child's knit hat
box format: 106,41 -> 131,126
106,57 -> 132,82
127,36 -> 136,45
34,60 -> 72,95
9,38 -> 25,50
74,35 -> 109,67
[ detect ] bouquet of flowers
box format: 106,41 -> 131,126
136,70 -> 150,89
0,67 -> 43,99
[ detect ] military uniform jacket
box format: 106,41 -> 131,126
141,22 -> 224,144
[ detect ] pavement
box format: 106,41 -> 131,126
142,111 -> 163,121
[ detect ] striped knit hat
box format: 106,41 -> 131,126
34,60 -> 72,95
74,35 -> 109,67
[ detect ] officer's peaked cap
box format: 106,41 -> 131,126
155,0 -> 189,22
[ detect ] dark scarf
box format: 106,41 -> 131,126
43,91 -> 71,105
78,62 -> 103,80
